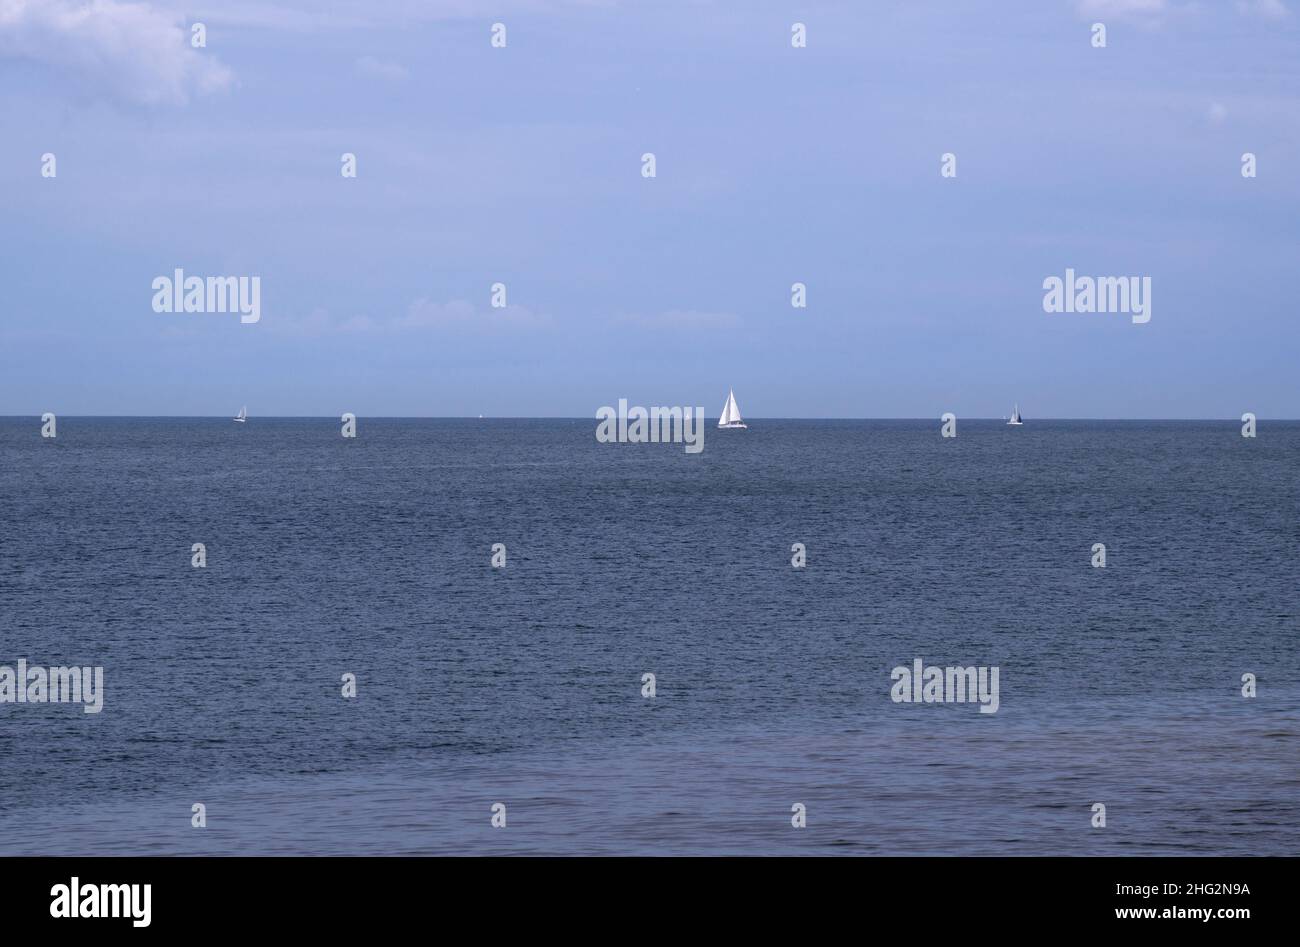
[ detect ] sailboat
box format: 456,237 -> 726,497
233,405 -> 248,423
718,388 -> 747,429
1007,403 -> 1023,426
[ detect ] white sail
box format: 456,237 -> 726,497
718,389 -> 746,428
234,405 -> 248,422
1007,403 -> 1022,425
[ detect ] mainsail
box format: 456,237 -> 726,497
718,389 -> 745,428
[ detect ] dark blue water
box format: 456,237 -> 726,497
1,418 -> 1296,854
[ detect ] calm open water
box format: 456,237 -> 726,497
1,418 -> 1296,854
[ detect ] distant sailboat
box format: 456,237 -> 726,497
718,388 -> 747,429
233,405 -> 248,423
1007,403 -> 1023,426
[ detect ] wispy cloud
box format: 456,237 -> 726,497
151,0 -> 618,32
1236,0 -> 1289,18
354,55 -> 408,82
0,0 -> 233,106
265,300 -> 550,336
617,309 -> 742,331
269,304 -> 736,336
1077,0 -> 1288,19
397,298 -> 550,331
1075,0 -> 1168,17
261,307 -> 377,336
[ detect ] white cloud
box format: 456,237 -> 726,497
0,0 -> 233,106
354,55 -> 408,82
1207,101 -> 1228,123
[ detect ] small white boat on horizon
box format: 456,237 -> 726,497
233,405 -> 248,423
1007,403 -> 1023,426
718,388 -> 747,429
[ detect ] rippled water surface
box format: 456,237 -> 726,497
1,419 -> 1296,854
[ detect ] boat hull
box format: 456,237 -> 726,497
718,422 -> 747,429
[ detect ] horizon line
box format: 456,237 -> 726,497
3,415 -> 1294,423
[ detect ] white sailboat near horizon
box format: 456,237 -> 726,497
1007,403 -> 1023,426
718,388 -> 747,429
233,405 -> 248,423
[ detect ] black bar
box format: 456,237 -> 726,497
0,856 -> 1286,933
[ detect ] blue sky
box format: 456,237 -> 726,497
1,0 -> 1297,417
